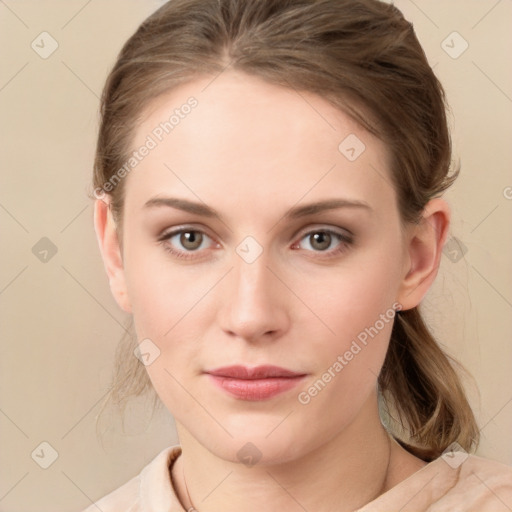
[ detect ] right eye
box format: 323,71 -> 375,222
158,227 -> 219,260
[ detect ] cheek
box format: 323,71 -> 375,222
122,241 -> 218,401
292,239 -> 402,402
295,267 -> 400,423
123,244 -> 211,418
122,236 -> 205,339
301,244 -> 402,352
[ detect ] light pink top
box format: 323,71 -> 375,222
81,445 -> 512,511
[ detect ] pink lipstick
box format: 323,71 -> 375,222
205,365 -> 307,401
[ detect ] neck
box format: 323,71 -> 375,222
172,393 -> 402,512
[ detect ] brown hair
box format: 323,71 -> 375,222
93,0 -> 479,459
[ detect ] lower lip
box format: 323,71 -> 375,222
207,374 -> 306,401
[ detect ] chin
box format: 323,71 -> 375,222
188,418 -> 319,467
224,438 -> 306,467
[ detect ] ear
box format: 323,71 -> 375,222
397,198 -> 451,310
93,198 -> 132,313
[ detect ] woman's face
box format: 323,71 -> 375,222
116,71 -> 411,463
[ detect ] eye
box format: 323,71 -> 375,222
158,225 -> 353,261
158,227 -> 217,260
292,228 -> 353,258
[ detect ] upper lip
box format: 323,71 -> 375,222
205,365 -> 305,379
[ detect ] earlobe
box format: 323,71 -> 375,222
397,198 -> 451,310
93,198 -> 132,313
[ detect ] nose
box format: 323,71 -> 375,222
219,249 -> 290,344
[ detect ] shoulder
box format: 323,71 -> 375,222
81,473 -> 140,512
416,453 -> 512,511
446,454 -> 512,509
80,445 -> 182,512
359,452 -> 512,512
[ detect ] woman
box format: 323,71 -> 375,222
86,0 -> 512,510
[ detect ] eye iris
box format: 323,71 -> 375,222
310,232 -> 331,251
180,231 -> 202,250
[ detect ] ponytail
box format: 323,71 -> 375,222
379,307 -> 479,461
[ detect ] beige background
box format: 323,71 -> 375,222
1,1 -> 511,510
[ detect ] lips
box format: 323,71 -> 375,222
205,365 -> 307,401
206,365 -> 304,379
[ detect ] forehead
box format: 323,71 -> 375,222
125,70 -> 395,218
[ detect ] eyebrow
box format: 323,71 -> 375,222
143,196 -> 372,221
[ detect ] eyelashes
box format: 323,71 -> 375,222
157,226 -> 354,261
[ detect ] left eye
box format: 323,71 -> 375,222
293,229 -> 352,255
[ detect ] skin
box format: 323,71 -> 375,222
95,70 -> 450,511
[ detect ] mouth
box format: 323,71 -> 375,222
204,365 -> 307,401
